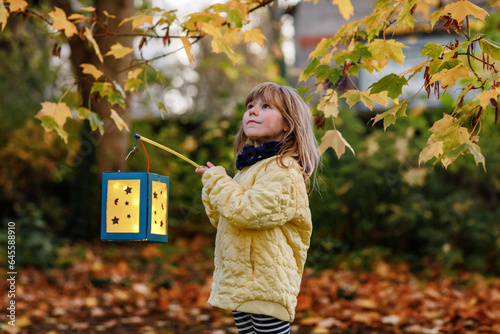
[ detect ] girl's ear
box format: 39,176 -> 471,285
284,124 -> 290,132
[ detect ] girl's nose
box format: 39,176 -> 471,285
248,106 -> 258,116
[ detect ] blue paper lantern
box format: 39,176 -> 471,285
101,172 -> 169,242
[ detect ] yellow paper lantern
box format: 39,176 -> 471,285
101,172 -> 169,242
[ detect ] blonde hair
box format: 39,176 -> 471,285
234,82 -> 320,187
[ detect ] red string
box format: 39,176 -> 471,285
139,138 -> 150,173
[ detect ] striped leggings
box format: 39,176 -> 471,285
233,311 -> 291,334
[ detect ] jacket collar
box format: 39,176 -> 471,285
236,141 -> 283,170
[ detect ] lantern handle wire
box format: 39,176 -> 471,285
133,133 -> 201,169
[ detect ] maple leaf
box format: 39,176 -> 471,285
67,13 -> 89,24
124,68 -> 143,92
91,82 -> 125,108
369,74 -> 409,99
119,12 -> 154,30
332,0 -> 354,21
474,88 -> 500,108
429,65 -> 470,92
342,90 -> 387,111
105,43 -> 134,59
110,109 -> 129,132
79,6 -> 95,12
440,0 -> 488,23
317,89 -> 339,118
35,102 -> 72,143
0,1 -> 8,32
180,36 -> 194,65
8,0 -> 28,12
367,39 -> 406,69
48,7 -> 78,38
80,63 -> 104,80
318,130 -> 355,158
421,42 -> 444,59
211,1 -> 248,28
84,27 -> 103,63
419,140 -> 443,166
243,29 -> 266,47
478,38 -> 500,61
77,107 -> 104,135
371,101 -> 408,130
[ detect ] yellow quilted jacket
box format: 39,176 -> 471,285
201,156 -> 312,322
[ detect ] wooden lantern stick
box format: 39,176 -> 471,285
133,133 -> 201,169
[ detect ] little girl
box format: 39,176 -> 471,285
196,82 -> 319,334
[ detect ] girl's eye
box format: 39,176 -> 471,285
263,104 -> 270,109
246,104 -> 253,110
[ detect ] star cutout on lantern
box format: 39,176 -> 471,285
125,186 -> 132,194
127,214 -> 131,219
161,203 -> 164,210
112,216 -> 119,225
114,198 -> 119,205
125,201 -> 129,206
160,220 -> 163,227
153,191 -> 158,199
154,220 -> 157,224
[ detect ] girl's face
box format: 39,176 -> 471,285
243,97 -> 289,147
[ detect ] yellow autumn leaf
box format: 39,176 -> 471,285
36,101 -> 72,128
8,0 -> 28,12
244,28 -> 266,47
67,13 -> 88,23
84,27 -> 103,63
120,12 -> 153,30
200,22 -> 222,38
440,0 -> 488,23
180,36 -> 194,65
110,109 -> 129,132
0,1 -> 8,32
474,88 -> 500,108
367,39 -> 406,69
48,7 -> 78,38
429,65 -> 470,92
418,140 -> 443,165
105,42 -> 134,59
317,89 -> 339,118
318,129 -> 355,158
332,0 -> 354,20
79,6 -> 95,12
80,63 -> 104,80
127,68 -> 143,80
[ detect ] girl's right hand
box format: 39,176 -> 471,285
195,161 -> 214,175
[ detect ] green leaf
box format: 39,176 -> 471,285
368,74 -> 408,99
334,43 -> 372,66
421,42 -> 444,59
77,107 -> 104,135
371,101 -> 408,130
299,58 -> 320,82
478,38 -> 500,61
36,115 -> 69,143
308,38 -> 333,60
314,65 -> 341,85
341,90 -> 384,111
91,82 -> 126,108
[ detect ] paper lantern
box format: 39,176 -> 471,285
101,172 -> 169,242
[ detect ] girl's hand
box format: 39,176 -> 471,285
195,161 -> 214,175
